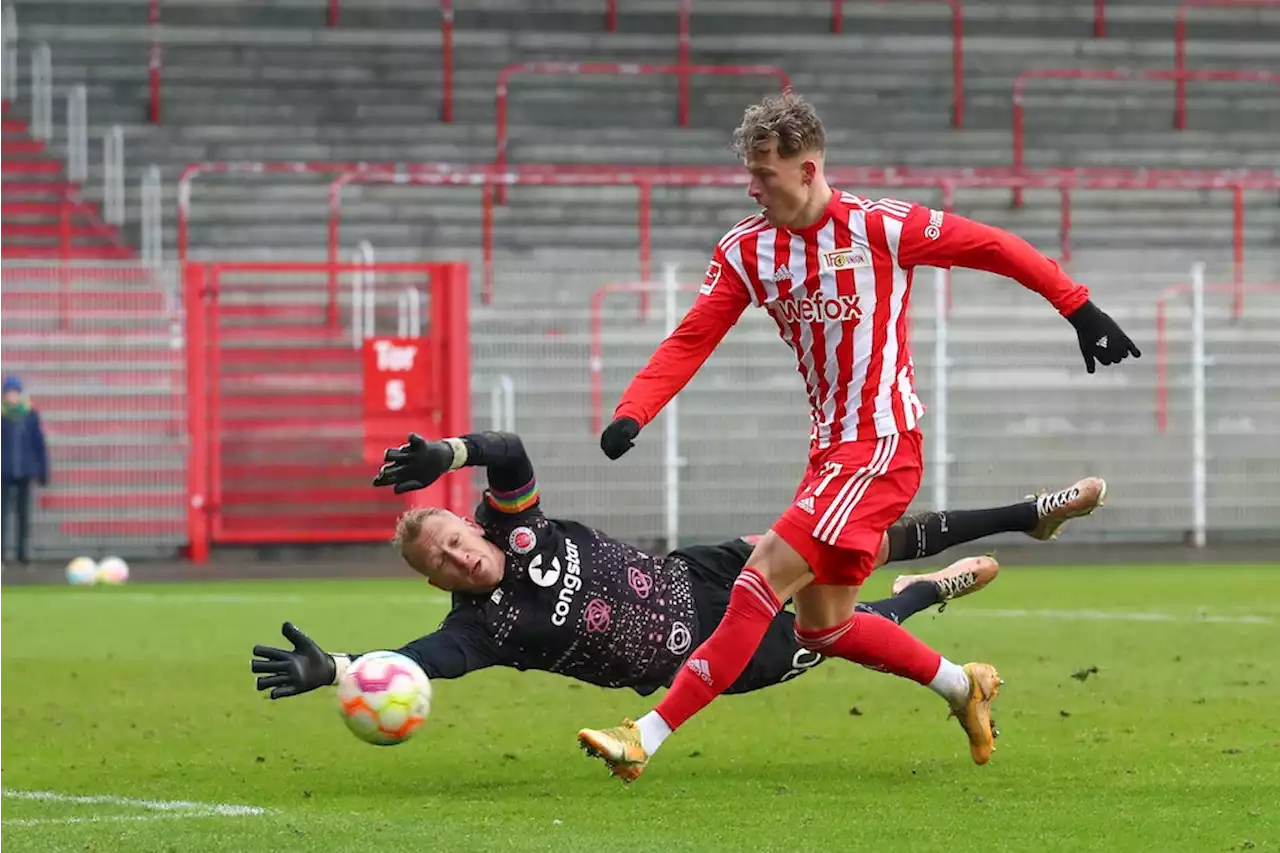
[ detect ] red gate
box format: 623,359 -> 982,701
184,262 -> 470,560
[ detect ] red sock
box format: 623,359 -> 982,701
654,567 -> 781,730
795,611 -> 942,685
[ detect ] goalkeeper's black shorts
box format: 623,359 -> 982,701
673,538 -> 828,695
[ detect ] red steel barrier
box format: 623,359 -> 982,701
327,168 -> 658,307
182,161 -> 1279,318
184,261 -> 471,557
1175,0 -> 1280,129
1011,66 -> 1280,207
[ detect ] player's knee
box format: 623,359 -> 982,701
746,530 -> 813,600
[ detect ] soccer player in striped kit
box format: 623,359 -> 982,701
579,91 -> 1139,781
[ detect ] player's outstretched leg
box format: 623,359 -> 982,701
855,556 -> 999,624
1027,477 -> 1107,541
889,555 -> 1000,606
579,534 -> 806,783
794,607 -> 1003,765
883,477 -> 1106,563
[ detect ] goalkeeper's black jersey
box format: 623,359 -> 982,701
398,499 -> 701,696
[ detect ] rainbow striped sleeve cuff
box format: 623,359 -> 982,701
485,479 -> 539,514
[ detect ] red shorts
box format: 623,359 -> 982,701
772,429 -> 923,586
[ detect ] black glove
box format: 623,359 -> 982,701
1066,300 -> 1141,374
371,432 -> 455,493
600,417 -> 641,460
251,622 -> 337,699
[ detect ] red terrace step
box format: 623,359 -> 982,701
0,244 -> 134,259
38,395 -> 179,414
57,445 -> 185,464
219,510 -> 400,527
1,181 -> 80,196
221,372 -> 356,390
218,347 -> 358,365
216,304 -> 330,321
42,492 -> 183,511
2,139 -> 45,154
220,487 -> 386,507
44,419 -> 184,437
2,222 -> 120,239
219,392 -> 359,407
216,412 -> 360,427
1,159 -> 63,174
2,290 -> 169,311
217,326 -> 348,343
19,371 -> 183,389
2,200 -> 99,218
60,520 -> 184,537
3,265 -> 161,283
222,462 -> 371,480
2,119 -> 26,133
60,468 -> 185,486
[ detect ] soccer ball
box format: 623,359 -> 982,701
65,557 -> 98,586
97,556 -> 130,585
336,651 -> 432,746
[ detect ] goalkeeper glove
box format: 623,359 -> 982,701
600,417 -> 641,460
372,433 -> 461,493
251,622 -> 346,699
1067,300 -> 1141,374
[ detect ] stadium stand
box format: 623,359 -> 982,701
2,0 -> 1277,556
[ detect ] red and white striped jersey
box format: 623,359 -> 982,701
613,190 -> 1090,450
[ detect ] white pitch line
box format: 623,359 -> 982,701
950,608 -> 1272,626
1,789 -> 269,820
5,812 -> 245,827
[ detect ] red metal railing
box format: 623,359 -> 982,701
494,61 -> 792,202
180,161 -> 1279,319
327,168 -> 659,307
1095,0 -> 1106,37
1154,280 -> 1279,432
147,0 -> 454,123
1175,0 -> 1280,128
1011,66 -> 1280,207
831,0 -> 964,127
590,281 -> 701,433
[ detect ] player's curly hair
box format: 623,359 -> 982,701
731,89 -> 826,159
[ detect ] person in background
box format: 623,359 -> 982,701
2,376 -> 50,566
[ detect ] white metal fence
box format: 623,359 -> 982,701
468,263 -> 1280,550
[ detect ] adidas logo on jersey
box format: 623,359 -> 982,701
772,264 -> 793,283
687,658 -> 713,686
795,495 -> 816,514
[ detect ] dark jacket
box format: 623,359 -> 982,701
2,406 -> 50,484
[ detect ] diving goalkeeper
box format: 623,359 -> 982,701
250,432 -> 1103,701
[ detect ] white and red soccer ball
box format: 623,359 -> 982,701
336,651 -> 432,746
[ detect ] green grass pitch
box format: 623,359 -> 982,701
3,565 -> 1278,852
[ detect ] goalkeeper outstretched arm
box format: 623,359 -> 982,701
251,615 -> 501,700
372,430 -> 537,511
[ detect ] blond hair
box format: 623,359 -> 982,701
392,506 -> 449,572
731,90 -> 826,159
